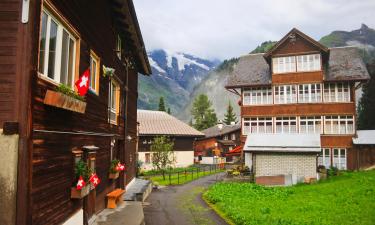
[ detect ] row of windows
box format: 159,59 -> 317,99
223,133 -> 237,141
242,116 -> 354,135
243,82 -> 351,106
38,7 -> 122,124
272,54 -> 321,74
318,148 -> 347,170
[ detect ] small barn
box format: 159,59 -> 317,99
350,130 -> 375,170
137,110 -> 204,170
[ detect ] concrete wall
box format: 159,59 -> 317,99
0,130 -> 19,225
254,152 -> 317,182
139,151 -> 194,171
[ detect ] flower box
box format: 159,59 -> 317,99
109,172 -> 119,179
71,184 -> 90,199
44,90 -> 86,113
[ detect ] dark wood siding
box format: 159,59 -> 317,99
347,146 -> 375,170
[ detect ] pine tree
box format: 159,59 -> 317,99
223,101 -> 237,125
158,96 -> 166,112
167,108 -> 171,114
191,94 -> 218,130
357,60 -> 375,129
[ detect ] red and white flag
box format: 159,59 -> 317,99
89,173 -> 101,187
116,163 -> 125,171
75,68 -> 90,96
76,176 -> 86,190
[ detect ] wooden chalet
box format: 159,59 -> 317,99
137,110 -> 204,170
226,28 -> 370,185
194,122 -> 241,163
0,0 -> 151,224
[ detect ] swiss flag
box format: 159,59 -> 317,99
116,163 -> 125,171
89,173 -> 101,187
76,176 -> 86,190
75,68 -> 90,96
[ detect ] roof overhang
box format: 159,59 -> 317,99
244,133 -> 321,153
353,130 -> 375,145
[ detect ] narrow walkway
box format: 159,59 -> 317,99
143,173 -> 227,225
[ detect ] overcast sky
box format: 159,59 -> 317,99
134,0 -> 375,60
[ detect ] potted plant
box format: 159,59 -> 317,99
109,159 -> 125,179
71,160 -> 92,199
44,84 -> 87,113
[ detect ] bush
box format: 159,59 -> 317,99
328,166 -> 339,177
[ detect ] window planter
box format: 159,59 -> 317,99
109,171 -> 119,179
44,90 -> 86,113
71,184 -> 90,199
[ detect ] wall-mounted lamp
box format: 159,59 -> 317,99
127,135 -> 133,142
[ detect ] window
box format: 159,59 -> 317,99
272,56 -> 296,73
299,116 -> 322,133
38,8 -> 77,87
275,117 -> 297,133
231,133 -> 236,140
243,117 -> 273,135
296,54 -> 321,72
89,51 -> 100,94
223,135 -> 228,140
318,148 -> 331,168
324,116 -> 354,134
274,85 -> 297,104
333,148 -> 347,170
243,87 -> 272,105
145,153 -> 150,164
323,83 -> 351,102
108,79 -> 120,125
116,35 -> 122,59
298,84 -> 322,103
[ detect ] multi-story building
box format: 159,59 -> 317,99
225,28 -> 370,185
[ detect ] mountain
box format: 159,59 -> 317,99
177,24 -> 375,122
138,50 -> 219,114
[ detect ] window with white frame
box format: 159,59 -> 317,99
324,115 -> 354,134
275,117 -> 297,133
89,51 -> 100,94
296,54 -> 321,72
243,87 -> 272,105
108,79 -> 120,125
223,135 -> 228,140
243,117 -> 272,135
318,148 -> 331,168
323,83 -> 351,102
298,83 -> 322,103
38,8 -> 77,87
274,85 -> 297,104
332,148 -> 347,170
231,133 -> 236,140
299,116 -> 322,133
272,56 -> 296,74
116,35 -> 122,59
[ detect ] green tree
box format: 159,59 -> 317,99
167,108 -> 171,114
223,101 -> 237,125
357,60 -> 375,129
191,94 -> 218,130
150,136 -> 175,180
158,96 -> 166,112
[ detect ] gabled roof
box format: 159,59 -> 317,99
199,124 -> 241,139
244,133 -> 321,153
137,110 -> 204,137
353,130 -> 375,145
264,28 -> 329,58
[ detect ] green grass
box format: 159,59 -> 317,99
148,169 -> 224,186
204,170 -> 375,225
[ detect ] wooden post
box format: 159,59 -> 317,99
185,169 -> 187,181
177,172 -> 179,184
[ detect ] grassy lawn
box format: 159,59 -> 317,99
204,170 -> 375,225
148,169 -> 224,186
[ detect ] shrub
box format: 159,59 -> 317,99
328,166 -> 339,177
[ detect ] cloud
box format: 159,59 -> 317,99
134,0 -> 375,60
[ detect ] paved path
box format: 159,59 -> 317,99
143,173 -> 228,225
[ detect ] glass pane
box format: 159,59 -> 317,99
60,30 -> 69,85
38,12 -> 48,73
90,57 -> 96,89
47,20 -> 58,79
67,38 -> 75,86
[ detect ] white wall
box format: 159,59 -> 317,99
63,209 -> 83,225
200,156 -> 226,165
138,151 -> 194,171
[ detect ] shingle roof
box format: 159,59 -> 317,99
225,47 -> 370,88
353,130 -> 375,145
137,110 -> 204,137
200,124 -> 241,139
325,47 -> 370,81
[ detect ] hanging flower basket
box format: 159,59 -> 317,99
71,184 -> 90,199
44,89 -> 86,113
109,159 -> 125,180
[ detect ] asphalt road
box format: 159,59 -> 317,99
143,173 -> 228,225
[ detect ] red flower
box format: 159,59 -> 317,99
76,176 -> 86,190
89,173 -> 101,187
116,162 -> 125,171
